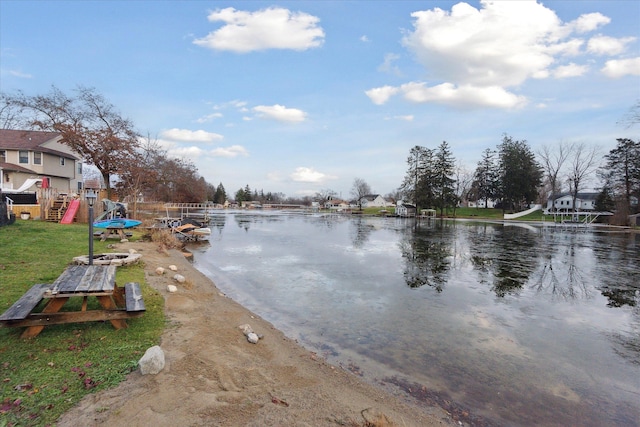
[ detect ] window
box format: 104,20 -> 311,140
33,152 -> 42,165
19,151 -> 29,164
60,157 -> 65,166
0,150 -> 5,162
77,162 -> 83,174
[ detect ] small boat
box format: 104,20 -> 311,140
93,218 -> 142,229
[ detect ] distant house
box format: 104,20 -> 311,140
396,201 -> 416,217
0,129 -> 82,194
467,199 -> 497,208
360,194 -> 391,208
324,199 -> 350,211
546,192 -> 598,212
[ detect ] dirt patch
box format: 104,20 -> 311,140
57,240 -> 454,427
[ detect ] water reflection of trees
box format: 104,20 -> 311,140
349,217 -> 376,249
468,224 -> 540,297
531,232 -> 592,301
398,221 -> 453,291
209,214 -> 226,235
591,233 -> 640,308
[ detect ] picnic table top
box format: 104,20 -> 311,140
50,264 -> 117,294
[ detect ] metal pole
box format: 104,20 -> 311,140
88,203 -> 94,265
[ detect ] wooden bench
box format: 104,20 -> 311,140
124,282 -> 145,312
0,284 -> 50,323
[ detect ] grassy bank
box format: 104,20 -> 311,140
0,221 -> 164,427
359,206 -> 547,221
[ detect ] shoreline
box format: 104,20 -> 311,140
57,240 -> 454,427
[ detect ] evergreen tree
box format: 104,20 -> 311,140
600,138 -> 640,214
473,148 -> 499,208
213,183 -> 226,205
433,141 -> 457,215
399,145 -> 436,210
497,135 -> 543,212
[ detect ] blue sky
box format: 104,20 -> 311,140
1,1 -> 639,199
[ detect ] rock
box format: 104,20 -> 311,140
239,324 -> 260,343
120,238 -> 129,243
173,274 -> 186,283
169,265 -> 178,271
128,248 -> 138,254
155,267 -> 165,275
167,284 -> 178,293
139,345 -> 165,375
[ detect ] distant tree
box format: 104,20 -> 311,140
433,141 -> 457,216
314,188 -> 338,202
497,135 -> 543,212
453,161 -> 473,214
567,143 -> 600,212
599,138 -> 640,214
472,148 -> 499,208
538,141 -> 571,211
399,145 -> 436,210
6,86 -> 140,197
213,183 -> 227,205
351,177 -> 371,210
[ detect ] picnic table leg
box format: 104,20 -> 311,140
112,285 -> 126,308
96,296 -> 128,329
21,297 -> 69,339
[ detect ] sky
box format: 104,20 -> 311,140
1,1 -> 639,199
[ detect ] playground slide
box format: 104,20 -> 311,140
503,204 -> 542,220
60,199 -> 81,224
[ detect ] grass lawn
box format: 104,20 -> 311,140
0,220 -> 164,427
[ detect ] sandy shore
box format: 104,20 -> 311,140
57,240 -> 453,427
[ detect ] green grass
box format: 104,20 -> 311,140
0,221 -> 164,427
358,206 -> 548,221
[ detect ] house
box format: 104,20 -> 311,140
324,199 -> 350,211
396,201 -> 416,217
467,199 -> 497,208
360,194 -> 391,208
0,129 -> 82,194
546,192 -> 598,212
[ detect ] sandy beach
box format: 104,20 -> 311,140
56,240 -> 454,427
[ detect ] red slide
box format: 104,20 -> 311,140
60,199 -> 80,224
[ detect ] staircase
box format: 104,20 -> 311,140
45,197 -> 68,222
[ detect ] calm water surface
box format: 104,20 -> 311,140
191,211 -> 640,427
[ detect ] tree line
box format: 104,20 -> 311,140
396,132 -> 639,223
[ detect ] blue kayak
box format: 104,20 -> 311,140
93,219 -> 142,229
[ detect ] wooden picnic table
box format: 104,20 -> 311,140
0,265 -> 145,338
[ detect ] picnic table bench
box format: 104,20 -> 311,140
0,265 -> 145,338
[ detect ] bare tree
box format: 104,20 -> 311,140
350,177 -> 371,210
7,86 -> 140,196
567,143 -> 600,212
453,161 -> 473,214
538,141 -> 571,212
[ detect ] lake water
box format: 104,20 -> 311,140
190,211 -> 640,427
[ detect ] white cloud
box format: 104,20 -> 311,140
168,146 -> 205,158
360,35 -> 370,42
386,115 -> 414,121
210,145 -> 249,158
8,70 -> 32,78
587,35 -> 636,56
378,53 -> 402,76
253,104 -> 307,122
290,167 -> 336,183
160,128 -> 224,143
569,12 -> 610,33
366,1 -> 631,111
601,57 -> 640,78
552,63 -> 588,78
365,85 -> 399,105
401,82 -> 527,109
193,7 -> 325,53
195,112 -> 223,123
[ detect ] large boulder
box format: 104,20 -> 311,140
139,345 -> 165,375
